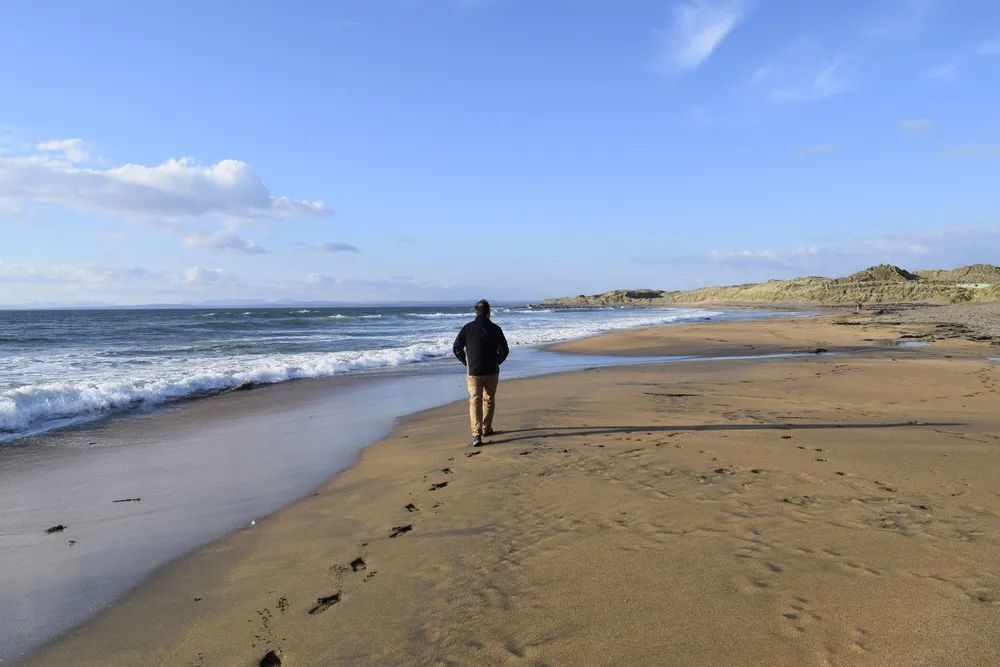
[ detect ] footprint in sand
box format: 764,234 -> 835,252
389,524 -> 412,538
308,593 -> 341,615
429,481 -> 448,491
350,557 -> 366,572
968,587 -> 999,605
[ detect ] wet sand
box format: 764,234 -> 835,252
27,316 -> 1000,665
3,347 -> 693,663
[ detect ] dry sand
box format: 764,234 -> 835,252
27,316 -> 1000,666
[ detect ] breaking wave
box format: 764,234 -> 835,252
0,306 -> 731,441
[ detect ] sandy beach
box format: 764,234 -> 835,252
26,314 -> 1000,666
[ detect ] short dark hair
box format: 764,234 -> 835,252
475,299 -> 491,317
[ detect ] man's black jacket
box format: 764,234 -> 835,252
453,316 -> 510,375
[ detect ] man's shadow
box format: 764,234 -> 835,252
481,421 -> 961,446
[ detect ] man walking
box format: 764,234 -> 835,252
453,299 -> 510,446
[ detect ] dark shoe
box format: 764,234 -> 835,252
483,427 -> 495,437
471,436 -> 483,447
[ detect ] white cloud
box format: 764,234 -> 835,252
305,272 -> 336,286
182,266 -> 238,285
184,229 -> 267,254
926,62 -> 957,81
900,118 -> 932,134
36,138 -> 88,163
794,144 -> 839,157
312,241 -> 359,253
749,43 -> 854,103
654,0 -> 747,77
0,143 -> 329,222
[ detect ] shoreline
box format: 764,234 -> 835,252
2,308 -> 799,664
20,313 -> 1000,664
0,304 -> 746,447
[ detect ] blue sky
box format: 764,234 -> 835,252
2,0 -> 999,305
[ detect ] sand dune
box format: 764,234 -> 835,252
540,263 -> 1000,307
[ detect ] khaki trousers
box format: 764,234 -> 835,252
466,373 -> 499,437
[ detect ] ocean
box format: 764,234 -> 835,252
0,304 -> 748,443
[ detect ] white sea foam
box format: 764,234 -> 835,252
404,312 -> 469,318
0,340 -> 452,436
0,306 -> 736,440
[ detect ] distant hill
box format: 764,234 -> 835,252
839,264 -> 920,283
539,264 -> 1000,307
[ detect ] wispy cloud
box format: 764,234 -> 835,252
0,260 -> 153,285
0,260 -> 241,289
312,241 -> 360,253
794,144 -> 839,157
305,272 -> 336,286
184,229 -> 267,254
36,138 -> 88,163
182,266 -> 239,285
653,0 -> 748,77
923,39 -> 1000,81
945,143 -> 1000,159
705,222 -> 1000,280
863,0 -> 936,40
977,39 -> 1000,56
748,40 -> 855,103
926,62 -> 957,81
900,117 -> 933,134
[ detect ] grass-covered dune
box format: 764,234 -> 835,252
539,264 -> 1000,307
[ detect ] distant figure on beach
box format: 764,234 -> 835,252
453,299 -> 510,446
855,302 -> 863,314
